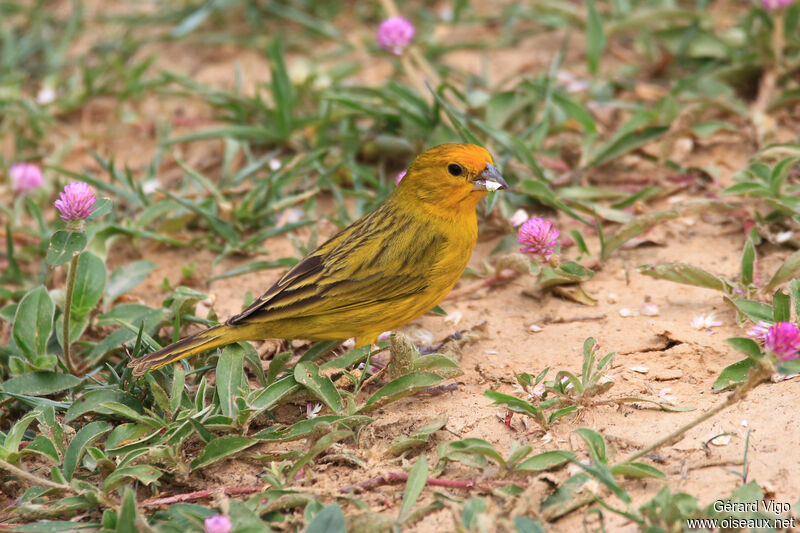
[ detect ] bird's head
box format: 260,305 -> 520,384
396,143 -> 507,213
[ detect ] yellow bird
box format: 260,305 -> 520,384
129,143 -> 507,375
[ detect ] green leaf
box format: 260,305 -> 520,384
64,389 -> 143,423
575,428 -> 607,463
249,376 -> 300,413
267,351 -> 292,384
553,92 -> 597,135
538,261 -> 595,289
514,516 -> 547,533
506,442 -> 533,469
516,450 -> 575,472
216,344 -> 245,418
71,252 -> 106,318
581,337 -> 597,383
728,299 -> 774,323
294,361 -> 343,413
589,126 -> 668,168
778,357 -> 800,375
638,263 -> 725,291
166,125 -> 283,146
1,412 -> 37,459
87,197 -> 113,220
585,0 -> 606,75
37,405 -> 66,455
726,337 -> 763,360
602,210 -> 680,260
13,286 -> 55,362
412,353 -> 463,379
145,374 -> 170,415
548,405 -> 579,424
462,498 -> 488,530
444,438 -> 506,466
21,435 -> 60,463
169,367 -> 186,418
63,421 -> 112,480
610,462 -> 666,479
483,390 -> 540,418
116,487 -> 138,533
252,415 -> 372,442
399,453 -> 429,522
792,280 -> 800,320
46,231 -> 87,267
320,344 -> 374,371
8,521 -> 101,532
102,465 -> 162,493
207,258 -> 298,283
722,182 -> 768,196
161,190 -> 238,243
386,417 -> 448,456
740,238 -> 755,287
614,397 -> 695,412
99,402 -> 160,427
286,429 -> 351,480
521,180 -> 588,224
768,156 -> 799,196
305,504 -> 346,533
56,314 -> 89,348
268,38 -> 294,140
712,359 -> 755,391
189,435 -> 256,471
691,120 -> 737,138
569,230 -> 591,257
540,473 -> 591,519
298,340 -> 342,364
359,373 -> 443,413
104,260 -> 156,309
1,372 -> 82,396
105,423 -> 153,452
773,290 -> 791,323
766,250 -> 800,292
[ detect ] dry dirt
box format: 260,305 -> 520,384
32,2 -> 800,530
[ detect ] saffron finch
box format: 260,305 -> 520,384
129,143 -> 507,375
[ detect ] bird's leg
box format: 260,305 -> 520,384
418,329 -> 466,355
356,344 -> 389,391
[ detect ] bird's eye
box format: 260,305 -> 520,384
447,163 -> 463,176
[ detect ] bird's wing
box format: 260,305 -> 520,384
226,203 -> 444,325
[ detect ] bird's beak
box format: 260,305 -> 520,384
473,163 -> 508,192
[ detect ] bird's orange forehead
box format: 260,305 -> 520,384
416,143 -> 494,173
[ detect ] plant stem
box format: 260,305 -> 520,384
624,365 -> 771,463
0,458 -> 71,491
774,10 -> 785,70
62,252 -> 79,375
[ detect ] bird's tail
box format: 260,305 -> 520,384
128,324 -> 244,376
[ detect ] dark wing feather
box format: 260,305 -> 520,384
226,203 -> 444,325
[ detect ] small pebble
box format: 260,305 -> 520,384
641,303 -> 659,316
444,311 -> 463,326
708,434 -> 731,446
